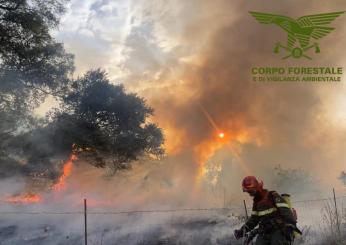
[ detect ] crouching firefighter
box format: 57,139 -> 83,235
234,176 -> 302,245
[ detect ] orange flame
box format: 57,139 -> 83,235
4,153 -> 77,205
194,132 -> 255,184
5,193 -> 42,204
52,154 -> 77,191
195,104 -> 258,182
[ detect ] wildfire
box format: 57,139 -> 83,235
194,136 -> 226,181
4,152 -> 77,205
193,103 -> 266,184
195,128 -> 257,183
5,193 -> 42,204
52,154 -> 77,191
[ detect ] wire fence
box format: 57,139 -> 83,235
1,194 -> 345,215
1,192 -> 346,245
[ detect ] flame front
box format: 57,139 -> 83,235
52,154 -> 77,191
195,128 -> 257,183
4,153 -> 77,205
5,193 -> 42,204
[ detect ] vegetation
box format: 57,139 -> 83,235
0,0 -> 164,180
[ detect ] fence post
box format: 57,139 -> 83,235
223,188 -> 226,208
333,188 -> 341,235
243,200 -> 249,219
84,198 -> 88,245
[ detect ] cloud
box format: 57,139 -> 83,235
54,0 -> 135,77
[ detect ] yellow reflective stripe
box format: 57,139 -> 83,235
276,202 -> 290,208
257,207 -> 277,216
251,211 -> 258,216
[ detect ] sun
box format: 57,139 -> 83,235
218,132 -> 225,139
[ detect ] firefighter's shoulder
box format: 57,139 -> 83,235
269,190 -> 290,208
269,191 -> 284,202
268,190 -> 280,198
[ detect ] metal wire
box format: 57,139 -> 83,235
0,195 -> 345,216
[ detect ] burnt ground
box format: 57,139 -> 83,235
0,213 -> 243,245
0,212 -> 324,244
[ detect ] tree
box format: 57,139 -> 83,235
0,0 -> 74,133
21,70 -> 164,175
0,0 -> 73,177
0,1 -> 164,181
338,171 -> 346,186
271,164 -> 321,199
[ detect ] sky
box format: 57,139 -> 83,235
45,0 -> 346,199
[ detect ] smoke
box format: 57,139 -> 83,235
112,0 -> 346,198
7,0 -> 342,205
0,163 -> 243,245
2,1 -> 346,243
1,0 -> 345,209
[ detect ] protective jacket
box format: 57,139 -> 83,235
242,189 -> 296,233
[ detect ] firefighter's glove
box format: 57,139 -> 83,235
234,228 -> 245,240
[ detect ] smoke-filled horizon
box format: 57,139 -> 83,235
30,0 -> 346,206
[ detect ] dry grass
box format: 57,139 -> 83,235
316,201 -> 346,245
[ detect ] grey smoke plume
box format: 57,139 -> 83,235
119,0 -> 346,194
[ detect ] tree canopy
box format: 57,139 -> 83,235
0,0 -> 73,178
0,1 -> 165,181
62,70 -> 164,170
0,0 -> 73,140
20,70 -> 164,175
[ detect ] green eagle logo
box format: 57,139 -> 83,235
249,11 -> 345,59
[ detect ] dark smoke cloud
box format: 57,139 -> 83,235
120,0 -> 346,194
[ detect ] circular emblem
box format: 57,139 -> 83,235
292,47 -> 303,58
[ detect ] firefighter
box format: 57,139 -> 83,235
234,176 -> 300,245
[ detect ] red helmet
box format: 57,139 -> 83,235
242,176 -> 263,192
